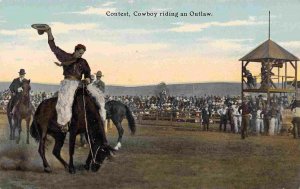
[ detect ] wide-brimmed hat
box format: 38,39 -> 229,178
95,71 -> 104,77
31,24 -> 50,35
19,69 -> 26,75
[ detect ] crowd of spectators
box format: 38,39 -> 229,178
0,89 -> 294,135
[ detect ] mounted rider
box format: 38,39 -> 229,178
93,71 -> 105,93
8,69 -> 29,114
91,70 -> 109,132
43,26 -> 106,132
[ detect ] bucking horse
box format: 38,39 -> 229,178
30,82 -> 115,173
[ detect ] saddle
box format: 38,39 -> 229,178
75,83 -> 103,112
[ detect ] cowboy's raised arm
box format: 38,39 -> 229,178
46,28 -> 71,62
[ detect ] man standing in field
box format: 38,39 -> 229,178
218,105 -> 227,132
201,105 -> 210,131
232,103 -> 241,133
256,106 -> 264,135
291,94 -> 300,138
239,98 -> 252,139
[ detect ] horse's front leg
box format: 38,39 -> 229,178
68,132 -> 77,174
8,114 -> 13,140
11,117 -> 16,140
39,131 -> 52,173
15,118 -> 21,144
84,150 -> 92,171
17,118 -> 22,144
26,117 -> 30,144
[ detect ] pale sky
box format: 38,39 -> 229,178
0,0 -> 299,86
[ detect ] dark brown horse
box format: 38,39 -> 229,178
7,79 -> 34,144
105,100 -> 136,150
30,84 -> 115,173
80,100 -> 136,150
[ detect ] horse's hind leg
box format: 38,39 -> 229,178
113,119 -> 124,150
8,114 -> 13,140
68,132 -> 77,174
52,133 -> 68,169
39,131 -> 51,173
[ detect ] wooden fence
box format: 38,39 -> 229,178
136,111 -> 221,126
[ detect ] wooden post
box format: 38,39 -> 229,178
295,61 -> 298,139
156,111 -> 159,125
267,59 -> 271,107
241,61 -> 244,102
296,61 -> 298,97
278,66 -> 280,87
285,62 -> 287,89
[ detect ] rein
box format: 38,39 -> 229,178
82,84 -> 102,165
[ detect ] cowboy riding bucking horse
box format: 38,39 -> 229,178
40,25 -> 106,132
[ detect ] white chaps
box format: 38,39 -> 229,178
56,79 -> 106,125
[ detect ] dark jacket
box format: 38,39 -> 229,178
201,108 -> 210,120
48,39 -> 91,80
238,102 -> 252,115
9,78 -> 25,94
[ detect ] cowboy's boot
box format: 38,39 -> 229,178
57,122 -> 69,133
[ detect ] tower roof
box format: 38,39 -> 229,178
239,39 -> 299,62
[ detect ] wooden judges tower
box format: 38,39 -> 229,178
240,12 -> 299,106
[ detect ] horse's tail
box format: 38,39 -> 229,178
125,105 -> 136,134
30,119 -> 40,142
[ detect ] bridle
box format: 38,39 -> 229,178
82,84 -> 104,165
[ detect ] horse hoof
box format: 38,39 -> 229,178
84,164 -> 90,171
44,167 -> 52,173
114,142 -> 121,150
91,163 -> 101,172
108,153 -> 115,161
69,168 -> 76,174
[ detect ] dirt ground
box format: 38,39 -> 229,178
1,114 -> 300,189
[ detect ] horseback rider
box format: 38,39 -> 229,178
91,70 -> 110,132
8,69 -> 28,114
44,27 -> 106,132
93,71 -> 105,93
